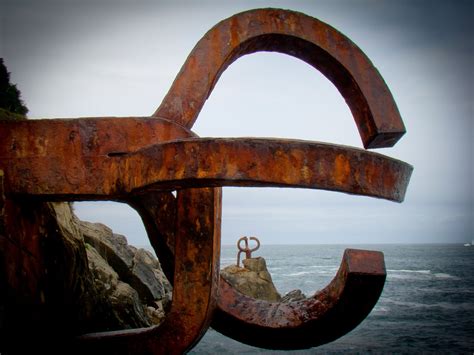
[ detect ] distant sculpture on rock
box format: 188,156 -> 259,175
221,237 -> 306,303
221,256 -> 281,302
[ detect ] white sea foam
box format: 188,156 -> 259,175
372,306 -> 390,314
388,269 -> 431,274
284,271 -> 314,277
384,299 -> 474,311
387,269 -> 459,280
433,272 -> 459,280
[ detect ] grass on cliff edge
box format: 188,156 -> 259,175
0,107 -> 27,121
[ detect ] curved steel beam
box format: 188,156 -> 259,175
154,8 -> 405,148
127,138 -> 412,202
212,249 -> 386,349
76,188 -> 222,354
128,191 -> 178,282
0,118 -> 221,353
3,138 -> 412,202
129,193 -> 388,350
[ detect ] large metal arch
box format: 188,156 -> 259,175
154,8 -> 405,149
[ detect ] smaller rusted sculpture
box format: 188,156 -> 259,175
237,236 -> 261,267
214,249 -> 386,349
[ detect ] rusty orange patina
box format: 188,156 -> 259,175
0,8 -> 412,354
213,249 -> 386,349
154,8 -> 406,149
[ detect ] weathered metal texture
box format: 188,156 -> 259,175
128,191 -> 178,282
237,236 -> 260,267
154,8 -> 405,149
0,117 -> 195,199
0,118 -> 221,353
1,134 -> 412,201
138,193 -> 394,350
0,7 -> 413,353
76,188 -> 222,354
212,249 -> 386,349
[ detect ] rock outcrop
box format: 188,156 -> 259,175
0,201 -> 172,340
281,289 -> 307,303
0,76 -> 172,351
80,219 -> 172,328
221,256 -> 308,304
221,257 -> 281,302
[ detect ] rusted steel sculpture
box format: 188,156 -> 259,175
215,249 -> 386,349
0,8 -> 413,354
236,236 -> 260,267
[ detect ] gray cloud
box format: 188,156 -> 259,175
2,0 -> 472,245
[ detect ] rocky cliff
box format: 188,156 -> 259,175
221,257 -> 282,302
221,257 -> 307,303
1,71 -> 172,351
0,201 -> 172,349
1,197 -> 306,353
79,217 -> 172,330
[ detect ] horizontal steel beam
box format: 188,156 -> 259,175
2,137 -> 412,202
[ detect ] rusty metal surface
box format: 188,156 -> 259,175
76,188 -> 222,354
1,136 -> 412,201
154,8 -> 406,149
128,191 -> 178,282
0,7 -> 413,353
0,117 -> 195,157
212,249 -> 386,349
0,117 -> 195,199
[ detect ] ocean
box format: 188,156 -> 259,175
190,244 -> 474,354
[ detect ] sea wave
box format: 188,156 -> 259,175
372,305 -> 390,314
387,269 -> 459,280
283,271 -> 314,277
388,269 -> 431,274
433,272 -> 459,279
194,244 -> 474,353
384,299 -> 474,311
281,269 -> 337,277
416,287 -> 474,294
309,264 -> 335,268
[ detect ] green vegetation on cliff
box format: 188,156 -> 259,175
0,58 -> 28,119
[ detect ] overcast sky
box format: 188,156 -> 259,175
1,0 -> 472,246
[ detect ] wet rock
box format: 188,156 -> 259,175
146,301 -> 166,325
86,245 -> 150,329
80,219 -> 172,312
221,257 -> 281,302
130,248 -> 172,308
281,289 -> 307,303
109,282 -> 151,329
80,221 -> 135,281
1,201 -> 172,337
79,218 -> 172,330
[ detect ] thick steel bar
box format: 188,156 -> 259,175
133,192 -> 388,350
130,192 -> 390,350
212,249 -> 386,349
0,117 -> 195,158
154,8 -> 405,148
1,138 -> 412,202
128,192 -> 178,282
76,188 -> 222,354
0,117 -> 192,199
